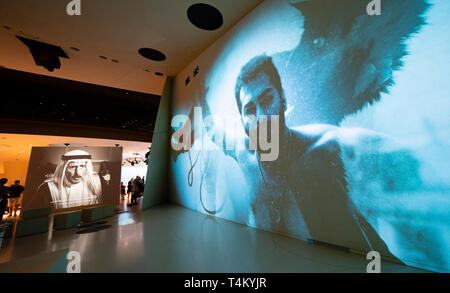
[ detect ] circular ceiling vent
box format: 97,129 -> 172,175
187,3 -> 223,31
138,48 -> 166,61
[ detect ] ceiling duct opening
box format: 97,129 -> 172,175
16,36 -> 69,72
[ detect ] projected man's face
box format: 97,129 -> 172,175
65,161 -> 87,185
239,73 -> 283,136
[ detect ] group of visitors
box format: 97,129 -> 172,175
120,176 -> 145,206
0,178 -> 25,220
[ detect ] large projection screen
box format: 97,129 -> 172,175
22,146 -> 122,211
169,0 -> 450,272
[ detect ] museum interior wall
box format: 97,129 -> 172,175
141,0 -> 450,272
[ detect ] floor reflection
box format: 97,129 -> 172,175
0,201 -> 433,273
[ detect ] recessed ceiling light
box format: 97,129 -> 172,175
138,48 -> 166,61
187,3 -> 223,31
99,56 -> 107,60
144,69 -> 150,72
3,25 -> 11,30
111,59 -> 119,63
155,72 -> 164,76
70,47 -> 80,51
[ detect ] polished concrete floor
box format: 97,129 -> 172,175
0,200 -> 429,273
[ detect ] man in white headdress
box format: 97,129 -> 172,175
36,150 -> 102,209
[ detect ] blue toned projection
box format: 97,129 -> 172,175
169,0 -> 450,272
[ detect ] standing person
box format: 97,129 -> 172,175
120,182 -> 126,200
127,179 -> 133,199
135,176 -> 142,195
130,178 -> 141,205
137,176 -> 144,195
140,176 -> 145,192
8,180 -> 24,217
0,178 -> 9,221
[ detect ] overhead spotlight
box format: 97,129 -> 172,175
17,36 -> 69,72
64,143 -> 70,147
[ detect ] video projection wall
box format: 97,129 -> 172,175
169,0 -> 450,272
23,146 -> 122,211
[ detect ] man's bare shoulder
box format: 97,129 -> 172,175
290,124 -> 340,154
291,124 -> 390,153
290,124 -> 338,140
288,125 -> 346,189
